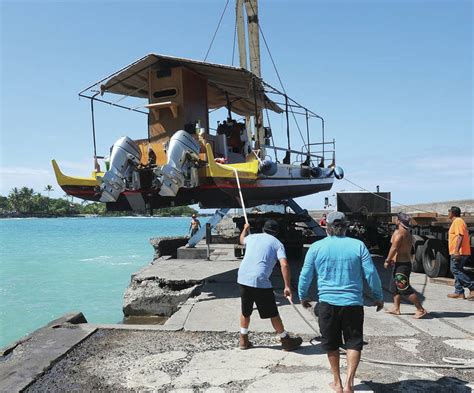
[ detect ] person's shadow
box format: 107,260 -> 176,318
253,341 -> 325,355
365,376 -> 472,393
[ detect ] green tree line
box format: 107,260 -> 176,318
0,186 -> 197,217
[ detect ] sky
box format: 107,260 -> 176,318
1,0 -> 472,210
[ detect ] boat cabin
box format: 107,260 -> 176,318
86,54 -> 284,170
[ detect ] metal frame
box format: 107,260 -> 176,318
78,59 -> 334,170
258,79 -> 329,167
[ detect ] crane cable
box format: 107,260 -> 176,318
245,0 -> 307,149
343,177 -> 436,215
204,0 -> 230,62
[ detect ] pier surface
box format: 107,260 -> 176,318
1,243 -> 473,392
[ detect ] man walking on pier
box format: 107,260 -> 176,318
447,206 -> 473,300
385,213 -> 428,318
237,220 -> 302,351
299,211 -> 384,393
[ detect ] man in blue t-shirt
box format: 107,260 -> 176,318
238,219 -> 302,351
298,211 -> 383,393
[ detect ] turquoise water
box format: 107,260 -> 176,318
0,217 -> 191,348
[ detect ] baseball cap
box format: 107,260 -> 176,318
327,211 -> 347,225
263,219 -> 279,235
397,212 -> 411,228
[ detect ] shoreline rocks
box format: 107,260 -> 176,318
123,278 -> 202,317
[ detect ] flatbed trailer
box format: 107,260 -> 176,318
337,192 -> 474,278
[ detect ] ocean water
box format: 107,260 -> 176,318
0,216 -> 191,348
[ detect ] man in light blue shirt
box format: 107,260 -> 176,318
298,211 -> 383,393
238,219 -> 302,351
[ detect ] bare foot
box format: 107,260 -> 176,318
343,387 -> 354,393
385,308 -> 401,315
329,381 -> 343,393
413,309 -> 428,319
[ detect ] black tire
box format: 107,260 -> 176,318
411,235 -> 425,273
423,238 -> 449,277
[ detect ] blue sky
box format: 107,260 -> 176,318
1,0 -> 472,210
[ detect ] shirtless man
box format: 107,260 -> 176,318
384,213 -> 427,319
189,213 -> 201,237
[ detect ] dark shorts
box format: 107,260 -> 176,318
239,284 -> 279,319
317,301 -> 364,351
390,262 -> 415,296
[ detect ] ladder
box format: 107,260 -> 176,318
286,198 -> 326,237
187,208 -> 231,248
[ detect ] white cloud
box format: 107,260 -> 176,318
0,161 -> 93,198
0,166 -> 57,196
0,167 -> 50,176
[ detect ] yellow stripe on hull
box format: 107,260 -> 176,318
202,143 -> 258,180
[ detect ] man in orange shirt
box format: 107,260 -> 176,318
447,206 -> 473,300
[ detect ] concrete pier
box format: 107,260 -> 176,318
1,243 -> 473,392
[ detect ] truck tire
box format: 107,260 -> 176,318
411,235 -> 425,273
423,238 -> 449,277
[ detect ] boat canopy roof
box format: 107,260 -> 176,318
81,53 -> 283,116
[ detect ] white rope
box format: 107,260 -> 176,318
252,149 -> 263,164
231,167 -> 248,225
285,296 -> 474,369
286,296 -> 320,335
214,162 -> 248,225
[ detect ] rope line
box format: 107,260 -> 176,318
231,4 -> 237,66
343,177 -> 435,214
285,296 -> 474,369
204,0 -> 230,62
245,1 -> 308,151
246,0 -> 285,94
213,161 -> 248,225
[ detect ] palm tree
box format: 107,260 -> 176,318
8,187 -> 21,212
19,187 -> 35,213
44,185 -> 54,198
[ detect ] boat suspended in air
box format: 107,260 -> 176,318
52,53 -> 343,213
52,2 -> 343,213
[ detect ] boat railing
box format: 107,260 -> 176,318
302,140 -> 336,163
261,140 -> 335,167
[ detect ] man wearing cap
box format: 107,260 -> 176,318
299,211 -> 383,393
447,206 -> 473,300
237,219 -> 303,351
385,213 -> 428,318
188,213 -> 201,237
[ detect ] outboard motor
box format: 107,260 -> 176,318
154,130 -> 200,197
100,136 -> 141,203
